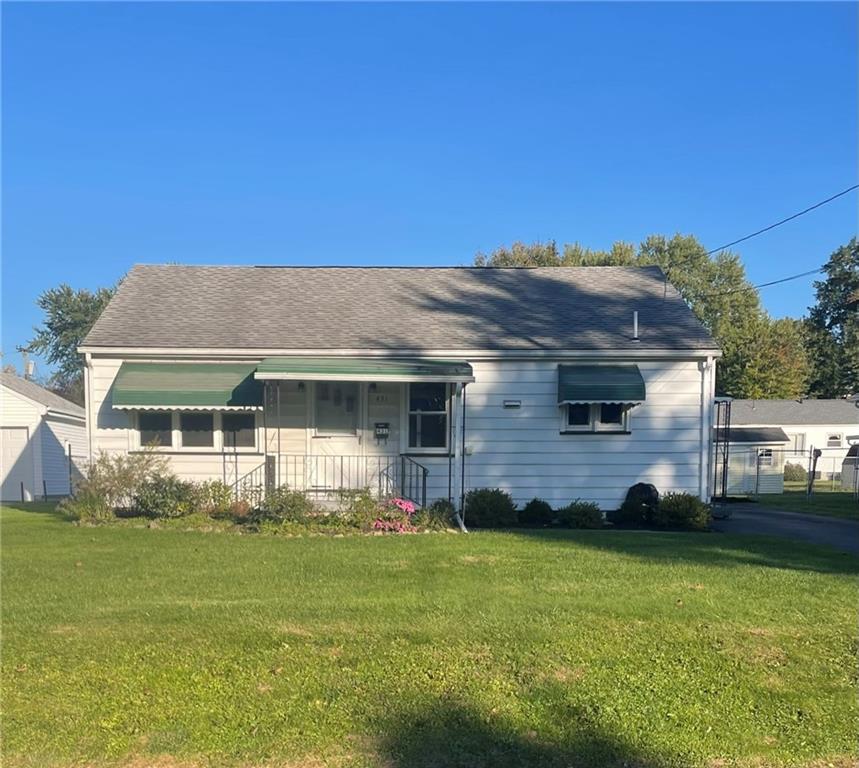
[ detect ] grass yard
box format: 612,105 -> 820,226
755,481 -> 859,521
2,504 -> 857,768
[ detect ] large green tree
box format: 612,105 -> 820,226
475,235 -> 809,398
804,238 -> 859,398
24,284 -> 115,404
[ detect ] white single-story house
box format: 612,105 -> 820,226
729,398 -> 859,480
0,372 -> 87,501
713,425 -> 791,495
79,264 -> 721,510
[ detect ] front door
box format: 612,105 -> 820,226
310,381 -> 363,491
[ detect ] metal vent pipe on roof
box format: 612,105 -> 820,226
632,311 -> 640,342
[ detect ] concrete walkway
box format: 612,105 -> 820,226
712,503 -> 859,555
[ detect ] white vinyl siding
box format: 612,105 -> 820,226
1,384 -> 86,499
87,355 -> 713,509
458,360 -> 708,509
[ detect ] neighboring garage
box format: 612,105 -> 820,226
0,372 -> 87,501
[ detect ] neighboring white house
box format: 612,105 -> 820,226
713,425 -> 791,495
729,399 -> 859,481
0,373 -> 87,501
78,264 -> 721,510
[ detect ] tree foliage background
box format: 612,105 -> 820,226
476,234 -> 818,399
24,284 -> 115,404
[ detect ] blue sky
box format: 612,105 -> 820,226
2,2 -> 857,375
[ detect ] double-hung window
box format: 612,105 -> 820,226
223,413 -> 257,449
408,383 -> 449,451
827,433 -> 843,448
562,403 -> 629,434
136,411 -> 257,451
138,412 -> 172,447
180,413 -> 214,448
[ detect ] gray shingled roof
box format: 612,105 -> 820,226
715,426 -> 790,444
730,399 -> 859,427
83,265 -> 717,352
0,372 -> 85,418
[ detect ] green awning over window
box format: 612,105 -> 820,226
112,363 -> 263,410
255,357 -> 475,383
558,364 -> 646,405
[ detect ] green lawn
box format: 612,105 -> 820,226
2,504 -> 857,768
755,481 -> 859,521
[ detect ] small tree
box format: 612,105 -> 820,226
24,283 -> 115,404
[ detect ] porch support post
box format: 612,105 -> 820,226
459,384 -> 468,517
447,383 -> 454,504
276,381 -> 282,488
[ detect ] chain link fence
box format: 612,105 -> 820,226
716,445 -> 858,499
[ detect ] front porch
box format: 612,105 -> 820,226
251,358 -> 475,507
228,453 -> 430,507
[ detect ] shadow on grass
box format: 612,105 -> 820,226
1,501 -> 72,522
376,699 -> 669,768
503,528 -> 859,576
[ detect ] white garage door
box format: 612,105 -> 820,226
1,427 -> 34,501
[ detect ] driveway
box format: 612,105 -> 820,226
712,503 -> 859,555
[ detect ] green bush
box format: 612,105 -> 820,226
198,480 -> 235,518
784,463 -> 808,482
613,483 -> 660,526
134,475 -> 199,519
558,499 -> 603,529
60,449 -> 170,521
464,488 -> 517,528
59,486 -> 112,522
336,488 -> 383,529
653,492 -> 711,531
519,498 -> 553,527
253,487 -> 317,524
413,499 -> 455,530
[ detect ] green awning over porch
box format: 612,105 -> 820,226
558,364 -> 646,405
111,363 -> 263,410
255,357 -> 475,383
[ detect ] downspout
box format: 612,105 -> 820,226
698,358 -> 708,501
84,353 -> 93,464
447,383 -> 454,504
457,384 -> 468,530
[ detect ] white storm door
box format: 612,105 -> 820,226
310,382 -> 364,490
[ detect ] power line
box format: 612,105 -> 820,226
704,184 -> 858,256
703,266 -> 824,298
664,183 -> 858,273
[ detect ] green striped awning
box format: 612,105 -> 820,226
558,365 -> 646,405
111,363 -> 263,410
255,357 -> 475,383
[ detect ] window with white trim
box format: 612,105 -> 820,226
136,411 -> 259,451
138,412 -> 172,447
408,383 -> 449,450
561,403 -> 630,433
223,413 -> 256,449
180,413 -> 214,448
827,433 -> 843,448
758,448 -> 773,467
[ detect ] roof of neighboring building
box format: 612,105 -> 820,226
0,372 -> 85,419
82,264 -> 719,352
729,399 -> 859,427
715,426 -> 791,444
